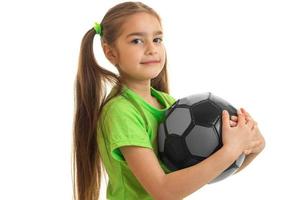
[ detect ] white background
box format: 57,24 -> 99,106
0,0 -> 299,199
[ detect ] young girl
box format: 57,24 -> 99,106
72,2 -> 265,200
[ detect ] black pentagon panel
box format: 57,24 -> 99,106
164,134 -> 190,165
159,155 -> 178,171
191,100 -> 221,127
185,125 -> 219,157
166,107 -> 192,136
177,92 -> 210,106
181,156 -> 205,169
227,104 -> 238,116
209,94 -> 237,116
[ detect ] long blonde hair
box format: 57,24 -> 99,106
72,2 -> 171,199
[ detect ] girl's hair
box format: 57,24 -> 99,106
72,1 -> 170,200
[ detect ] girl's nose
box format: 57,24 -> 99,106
145,42 -> 158,55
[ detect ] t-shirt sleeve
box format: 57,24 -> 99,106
102,101 -> 152,162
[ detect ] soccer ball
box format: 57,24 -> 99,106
158,92 -> 245,183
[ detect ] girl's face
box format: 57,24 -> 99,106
113,12 -> 165,82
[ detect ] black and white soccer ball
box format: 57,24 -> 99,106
158,92 -> 245,183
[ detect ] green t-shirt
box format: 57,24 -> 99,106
97,84 -> 176,200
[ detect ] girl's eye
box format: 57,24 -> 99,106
131,38 -> 163,45
154,38 -> 163,43
131,39 -> 143,44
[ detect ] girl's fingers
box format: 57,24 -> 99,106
241,108 -> 250,117
230,120 -> 237,127
241,108 -> 258,126
241,107 -> 248,115
237,109 -> 246,125
229,109 -> 258,128
222,110 -> 230,129
246,119 -> 254,129
230,115 -> 238,121
241,108 -> 254,121
245,115 -> 257,126
245,116 -> 251,121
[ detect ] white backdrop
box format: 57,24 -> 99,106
0,0 -> 299,199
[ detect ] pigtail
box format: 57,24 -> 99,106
72,28 -> 120,200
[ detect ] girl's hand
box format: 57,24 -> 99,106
229,115 -> 238,127
240,108 -> 265,155
228,108 -> 265,155
222,109 -> 258,157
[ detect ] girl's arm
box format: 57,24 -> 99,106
233,108 -> 266,174
121,109 -> 257,200
121,145 -> 239,200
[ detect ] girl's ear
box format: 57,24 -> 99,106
102,43 -> 119,65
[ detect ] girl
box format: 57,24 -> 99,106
72,1 -> 265,200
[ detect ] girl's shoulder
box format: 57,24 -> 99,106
100,95 -> 140,120
102,95 -> 132,113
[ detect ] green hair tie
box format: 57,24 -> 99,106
94,22 -> 103,36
